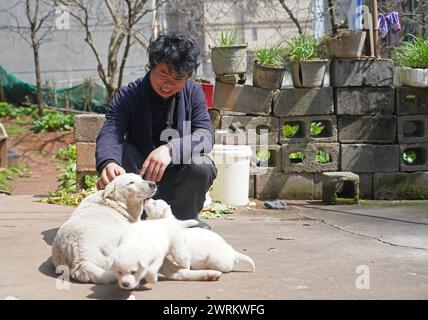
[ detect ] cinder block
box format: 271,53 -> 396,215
213,81 -> 274,115
400,143 -> 428,172
281,143 -> 340,173
273,87 -> 334,116
279,115 -> 337,144
330,59 -> 394,87
315,172 -> 373,199
221,115 -> 279,145
398,115 -> 428,144
374,172 -> 428,200
255,172 -> 314,200
357,173 -> 374,199
338,115 -> 396,144
76,142 -> 96,171
341,144 -> 399,172
74,114 -> 106,142
336,88 -> 395,115
322,172 -> 359,204
208,109 -> 221,129
396,86 -> 428,115
250,144 -> 281,174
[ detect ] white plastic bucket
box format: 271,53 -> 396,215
210,144 -> 253,206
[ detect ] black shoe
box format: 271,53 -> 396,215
195,219 -> 211,230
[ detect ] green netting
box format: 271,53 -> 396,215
0,65 -> 107,113
0,65 -> 36,103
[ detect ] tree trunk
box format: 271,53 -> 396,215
31,35 -> 44,115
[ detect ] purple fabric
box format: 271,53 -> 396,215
386,11 -> 401,33
378,14 -> 388,38
378,11 -> 401,38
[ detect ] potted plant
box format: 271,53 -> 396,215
284,34 -> 328,88
252,45 -> 286,90
194,78 -> 215,109
210,30 -> 248,77
324,29 -> 367,58
395,35 -> 428,87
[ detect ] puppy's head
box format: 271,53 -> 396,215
109,246 -> 149,290
143,198 -> 174,220
103,173 -> 157,204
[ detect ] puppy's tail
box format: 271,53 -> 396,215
234,252 -> 256,272
178,219 -> 199,228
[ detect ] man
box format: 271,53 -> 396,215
95,32 -> 216,229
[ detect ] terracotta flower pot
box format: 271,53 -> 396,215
252,61 -> 286,90
291,60 -> 328,88
325,29 -> 366,59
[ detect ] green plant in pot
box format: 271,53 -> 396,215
284,34 -> 328,88
395,35 -> 428,88
253,45 -> 286,90
210,30 -> 248,77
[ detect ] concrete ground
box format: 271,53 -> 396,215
1,195 -> 428,300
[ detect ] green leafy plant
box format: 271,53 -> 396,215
255,46 -> 284,68
395,35 -> 428,69
256,149 -> 271,165
283,123 -> 300,138
0,102 -> 37,118
41,144 -> 98,206
31,110 -> 74,133
310,121 -> 326,136
220,30 -> 238,46
200,201 -> 236,219
403,150 -> 417,164
289,152 -> 305,163
56,145 -> 77,161
283,34 -> 325,62
0,163 -> 29,194
315,150 -> 332,164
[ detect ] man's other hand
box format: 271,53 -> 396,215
140,144 -> 172,182
97,163 -> 126,190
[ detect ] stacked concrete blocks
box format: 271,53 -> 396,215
74,114 -> 106,190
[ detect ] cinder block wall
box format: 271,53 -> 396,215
210,59 -> 428,200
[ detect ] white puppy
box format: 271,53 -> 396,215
109,218 -> 199,289
144,198 -> 256,273
52,173 -> 157,284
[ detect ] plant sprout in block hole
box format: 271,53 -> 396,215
403,150 -> 417,164
310,121 -> 326,137
283,122 -> 300,138
256,149 -> 271,167
315,150 -> 332,164
289,151 -> 305,163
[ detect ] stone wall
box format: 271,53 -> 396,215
210,59 -> 428,200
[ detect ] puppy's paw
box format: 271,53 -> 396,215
205,270 -> 222,281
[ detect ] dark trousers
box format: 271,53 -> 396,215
122,143 -> 217,220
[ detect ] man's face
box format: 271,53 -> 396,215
149,62 -> 189,99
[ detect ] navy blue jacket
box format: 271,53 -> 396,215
95,73 -> 213,173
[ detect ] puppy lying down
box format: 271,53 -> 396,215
109,218 -> 222,289
52,173 -> 221,285
144,198 -> 256,273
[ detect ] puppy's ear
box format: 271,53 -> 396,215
103,180 -> 116,200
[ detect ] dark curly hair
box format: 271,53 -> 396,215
147,32 -> 200,78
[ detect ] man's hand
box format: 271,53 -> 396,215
97,162 -> 126,190
140,144 -> 172,182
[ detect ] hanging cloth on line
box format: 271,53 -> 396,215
378,11 -> 401,38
